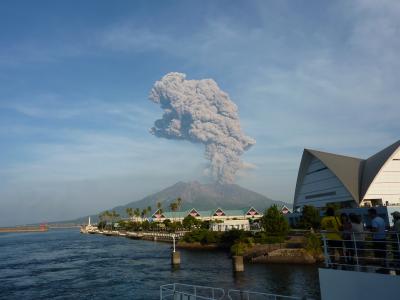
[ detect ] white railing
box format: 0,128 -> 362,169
321,231 -> 400,273
160,283 -> 225,300
227,289 -> 302,300
160,284 -> 305,300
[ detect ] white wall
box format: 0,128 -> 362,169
319,268 -> 400,300
363,148 -> 400,206
295,157 -> 354,208
211,219 -> 250,231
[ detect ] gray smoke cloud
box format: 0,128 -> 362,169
149,72 -> 256,184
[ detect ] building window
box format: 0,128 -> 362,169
305,191 -> 336,200
306,167 -> 328,175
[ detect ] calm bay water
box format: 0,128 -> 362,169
0,229 -> 320,299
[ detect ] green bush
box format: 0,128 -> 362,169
230,242 -> 248,256
219,229 -> 247,246
181,229 -> 219,244
254,232 -> 286,244
299,205 -> 321,229
305,233 -> 322,257
260,205 -> 289,237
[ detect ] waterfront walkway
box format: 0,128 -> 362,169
84,228 -> 187,243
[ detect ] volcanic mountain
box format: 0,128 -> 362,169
71,181 -> 290,223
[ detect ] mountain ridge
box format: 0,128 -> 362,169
63,181 -> 291,224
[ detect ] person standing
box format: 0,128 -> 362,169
349,213 -> 365,264
321,207 -> 342,265
340,213 -> 352,262
368,208 -> 386,265
391,211 -> 400,269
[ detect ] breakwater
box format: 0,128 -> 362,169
85,229 -> 186,243
0,225 -> 48,233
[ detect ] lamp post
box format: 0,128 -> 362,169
171,233 -> 180,266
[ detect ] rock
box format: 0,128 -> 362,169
251,248 -> 316,264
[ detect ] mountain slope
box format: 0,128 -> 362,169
70,181 -> 290,224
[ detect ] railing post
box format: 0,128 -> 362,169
322,233 -> 329,267
352,232 -> 360,271
397,233 -> 400,264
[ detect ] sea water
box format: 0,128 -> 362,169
0,229 -> 320,299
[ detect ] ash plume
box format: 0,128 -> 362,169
149,72 -> 256,184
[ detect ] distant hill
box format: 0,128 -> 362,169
65,181 -> 290,224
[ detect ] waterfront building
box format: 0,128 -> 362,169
151,207 -> 262,223
293,140 -> 400,210
210,219 -> 250,231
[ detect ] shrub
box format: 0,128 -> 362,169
260,205 -> 289,237
220,229 -> 247,246
305,233 -> 322,257
230,242 -> 248,256
181,229 -> 219,244
299,205 -> 321,229
254,232 -> 286,244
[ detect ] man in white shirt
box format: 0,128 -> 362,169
368,208 -> 386,264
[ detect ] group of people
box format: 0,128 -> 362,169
321,207 -> 400,267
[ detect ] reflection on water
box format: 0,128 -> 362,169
0,229 -> 320,299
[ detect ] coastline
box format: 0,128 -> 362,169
85,228 -> 321,265
0,226 -> 48,233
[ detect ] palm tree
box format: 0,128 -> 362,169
170,202 -> 178,223
126,208 -> 134,221
176,197 -> 182,211
102,210 -> 112,230
141,208 -> 148,221
134,208 -> 140,222
147,206 -> 152,216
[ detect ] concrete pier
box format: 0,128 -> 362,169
171,251 -> 181,265
232,256 -> 244,272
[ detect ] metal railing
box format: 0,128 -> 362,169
160,283 -> 225,300
321,231 -> 400,274
160,284 -> 305,300
227,289 -> 302,300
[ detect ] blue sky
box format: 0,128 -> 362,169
0,0 -> 399,226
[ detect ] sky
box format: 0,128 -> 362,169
0,0 -> 399,226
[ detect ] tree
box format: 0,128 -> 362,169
169,202 -> 178,212
134,208 -> 140,221
182,215 -> 198,230
176,197 -> 182,210
141,208 -> 148,221
260,205 -> 289,237
156,201 -> 162,212
299,205 -> 321,229
147,206 -> 152,214
126,208 -> 134,221
110,210 -> 120,229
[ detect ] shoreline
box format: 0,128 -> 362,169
85,228 -> 320,265
0,226 -> 48,233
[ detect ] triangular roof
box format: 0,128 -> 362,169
245,207 -> 261,216
361,140 -> 400,199
187,208 -> 200,217
213,208 -> 226,216
294,149 -> 364,205
281,205 -> 291,214
152,209 -> 165,218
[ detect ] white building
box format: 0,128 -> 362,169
151,207 -> 262,223
294,140 -> 400,210
210,219 -> 250,231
